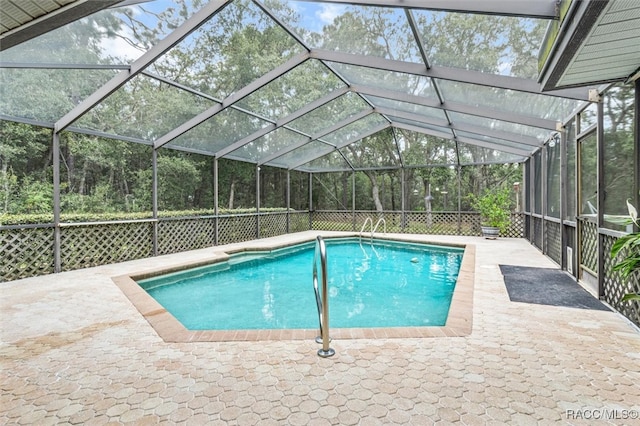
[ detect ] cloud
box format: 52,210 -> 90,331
316,4 -> 346,24
99,35 -> 144,63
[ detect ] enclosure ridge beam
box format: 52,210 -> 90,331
54,0 -> 234,133
393,122 -> 532,157
154,52 -> 310,149
311,49 -> 590,101
215,87 -> 349,158
294,0 -> 557,18
375,106 -> 541,147
352,85 -> 558,130
286,122 -> 390,170
258,109 -> 376,165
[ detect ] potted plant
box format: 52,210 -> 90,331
469,187 -> 512,239
608,198 -> 640,302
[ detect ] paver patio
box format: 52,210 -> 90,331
1,233 -> 639,425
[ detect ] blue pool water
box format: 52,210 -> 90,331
138,238 -> 463,330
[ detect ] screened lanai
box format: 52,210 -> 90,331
1,0 -> 639,327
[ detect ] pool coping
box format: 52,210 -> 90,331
112,233 -> 475,342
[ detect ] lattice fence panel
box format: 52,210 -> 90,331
1,226 -> 55,281
602,234 -> 640,328
579,218 -> 598,274
259,213 -> 287,238
403,212 -> 469,235
544,220 -> 562,265
218,215 -> 258,245
312,211 -> 354,231
458,213 -> 481,236
158,218 -> 215,255
288,212 -> 311,233
532,216 -> 543,249
311,211 -> 522,237
60,222 -> 153,271
504,213 -> 525,238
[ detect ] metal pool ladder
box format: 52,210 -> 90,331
359,217 -> 373,243
372,217 -> 386,238
359,217 -> 386,242
313,236 -> 335,358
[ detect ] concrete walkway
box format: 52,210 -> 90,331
2,234 -> 639,425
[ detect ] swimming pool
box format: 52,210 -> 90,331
113,232 -> 475,342
138,238 -> 463,330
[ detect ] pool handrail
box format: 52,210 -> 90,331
313,236 -> 335,358
359,217 -> 373,242
371,217 -> 386,241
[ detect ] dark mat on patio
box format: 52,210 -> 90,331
499,265 -> 611,311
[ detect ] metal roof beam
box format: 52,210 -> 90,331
215,87 -> 349,158
259,109 -> 374,165
393,122 -> 532,157
0,62 -> 130,70
286,122 -> 390,170
154,52 -> 309,149
296,0 -> 557,19
353,85 -> 558,130
375,107 -> 541,146
311,49 -> 590,101
54,0 -> 233,133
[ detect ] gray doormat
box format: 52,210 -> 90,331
499,265 -> 611,311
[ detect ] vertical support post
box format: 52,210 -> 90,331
541,143 -> 547,254
457,165 -> 462,235
352,171 -> 356,232
522,164 -> 527,239
256,165 -> 261,239
152,148 -> 158,256
529,156 -> 535,241
309,172 -> 313,230
52,131 -> 61,273
576,114 -> 583,282
596,97 -> 605,299
401,168 -> 405,231
286,170 -> 291,234
560,128 -> 567,271
634,79 -> 640,232
214,156 -> 219,246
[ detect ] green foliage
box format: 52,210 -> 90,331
468,187 -> 512,232
0,207 -> 289,226
609,199 -> 640,302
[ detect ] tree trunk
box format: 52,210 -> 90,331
372,184 -> 383,212
341,172 -> 349,209
423,179 -> 432,227
78,161 -> 89,195
228,180 -> 235,209
363,171 -> 383,212
1,162 -> 9,213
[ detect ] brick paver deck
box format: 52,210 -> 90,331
2,233 -> 639,425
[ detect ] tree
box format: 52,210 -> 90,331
0,122 -> 51,214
